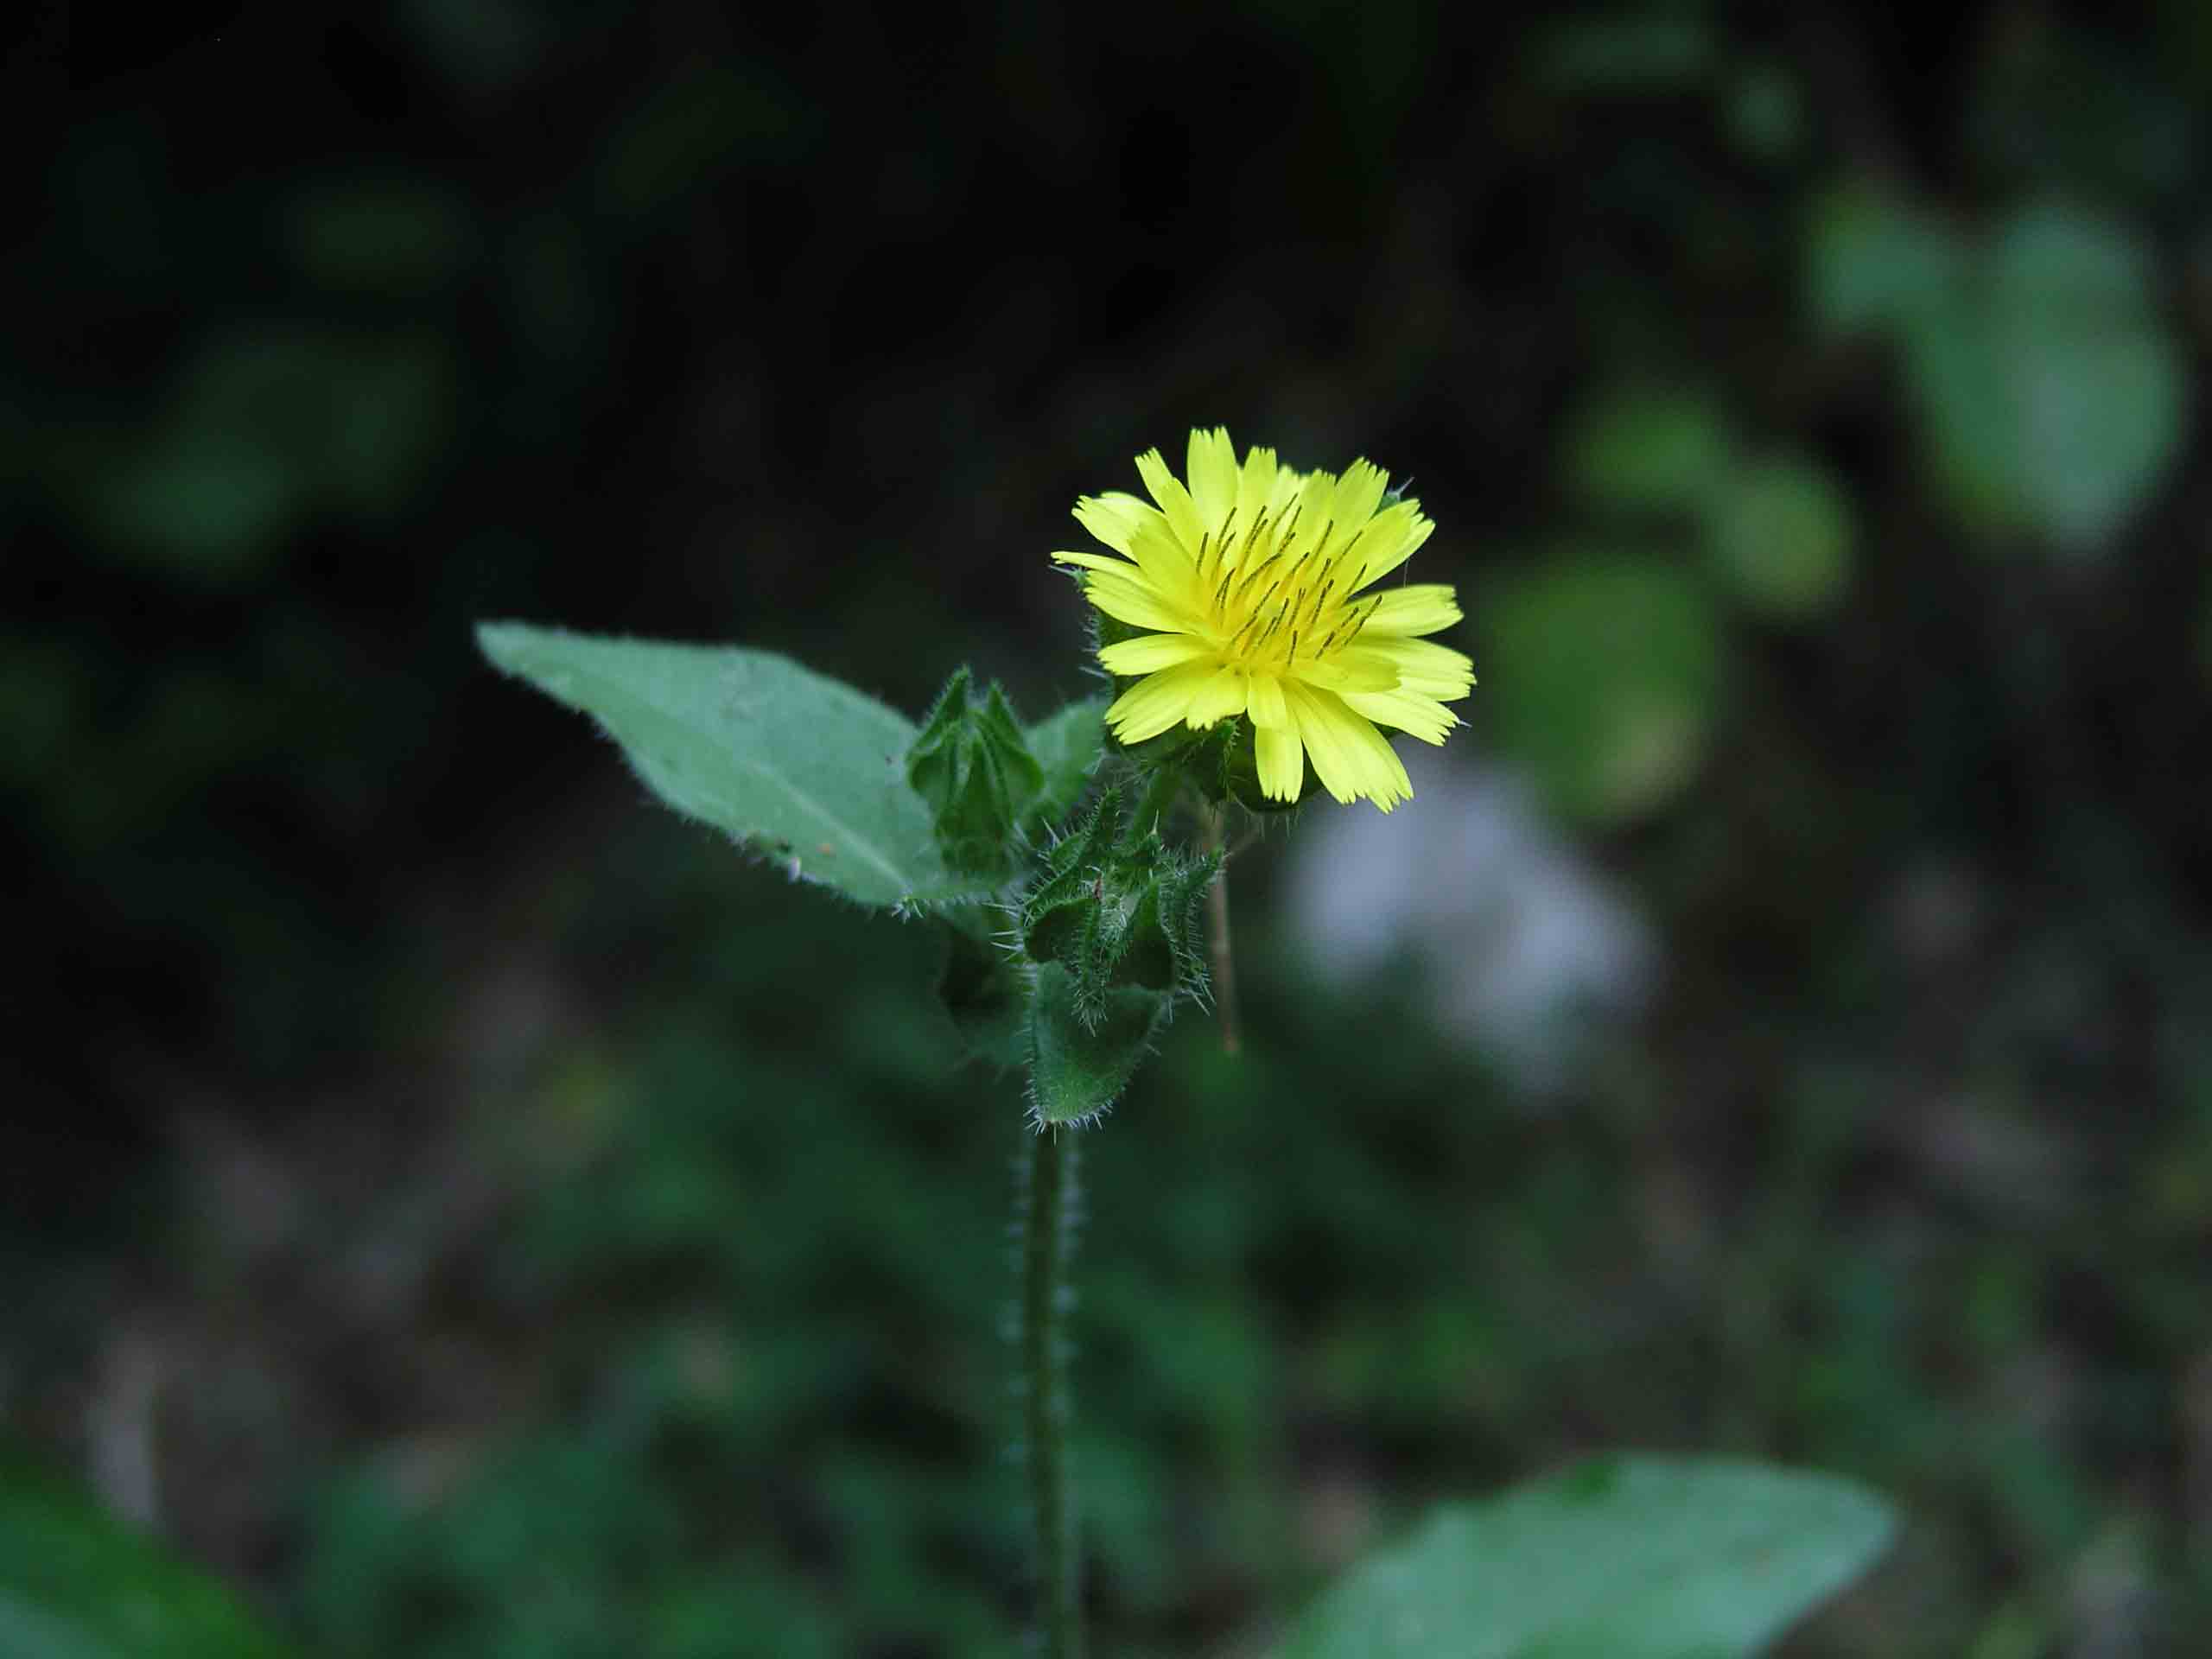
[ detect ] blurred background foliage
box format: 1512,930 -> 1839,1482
8,1 -> 2212,1654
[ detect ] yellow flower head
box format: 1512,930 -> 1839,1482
1055,428 -> 1475,812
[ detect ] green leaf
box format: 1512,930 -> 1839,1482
1806,185 -> 1961,334
1701,453 -> 1856,621
938,919 -> 1029,1071
1278,1455 -> 1894,1659
1027,961 -> 1168,1128
1829,195 -> 2186,554
285,175 -> 477,297
0,1452 -> 299,1657
1976,201 -> 2184,551
1480,558 -> 1727,823
1564,385 -> 1735,518
478,623 -> 995,911
1530,17 -> 1714,94
1023,695 -> 1107,833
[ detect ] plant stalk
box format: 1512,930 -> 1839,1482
1021,1128 -> 1082,1657
1200,804 -> 1242,1056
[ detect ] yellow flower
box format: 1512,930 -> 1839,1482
1054,428 -> 1474,812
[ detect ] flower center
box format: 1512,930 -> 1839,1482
1194,502 -> 1377,672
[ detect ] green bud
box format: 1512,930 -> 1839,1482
906,666 -> 1046,877
1018,786 -> 1219,1027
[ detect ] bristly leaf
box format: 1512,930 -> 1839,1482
477,623 -> 997,912
1027,961 -> 1168,1128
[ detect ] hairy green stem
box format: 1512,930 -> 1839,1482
1020,1128 -> 1083,1658
1200,804 -> 1241,1055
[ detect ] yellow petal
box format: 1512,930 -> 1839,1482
1072,494 -> 1142,555
1341,688 -> 1461,744
1339,501 -> 1432,588
1287,682 -> 1413,810
1346,637 -> 1475,697
1052,550 -> 1140,574
1182,665 -> 1249,729
1246,670 -> 1290,729
1185,427 -> 1239,528
1318,460 -> 1389,563
1077,495 -> 1194,597
1234,444 -> 1282,545
1122,515 -> 1202,598
1358,582 -> 1461,637
1286,468 -> 1338,558
1293,653 -> 1399,694
1084,572 -> 1191,633
1105,661 -> 1217,742
1135,447 -> 1206,554
1097,632 -> 1213,675
1255,721 -> 1305,801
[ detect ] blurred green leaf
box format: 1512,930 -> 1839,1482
477,624 -> 997,911
1727,61 -> 1805,164
594,62 -> 813,218
1828,195 -> 2186,553
938,919 -> 1030,1071
317,334 -> 455,517
1565,385 -> 1733,516
1027,962 -> 1166,1127
82,327 -> 455,581
1701,452 -> 1856,620
286,177 -> 477,296
1531,16 -> 1714,94
1974,200 -> 2184,550
1277,1455 -> 1894,1659
1023,694 -> 1106,835
0,1453 -> 297,1658
89,431 -> 306,582
1481,557 -> 1727,823
1807,186 -> 1962,334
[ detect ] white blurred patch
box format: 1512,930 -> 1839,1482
1286,747 -> 1656,1089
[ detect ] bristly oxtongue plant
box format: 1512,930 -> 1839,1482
480,429 -> 1892,1659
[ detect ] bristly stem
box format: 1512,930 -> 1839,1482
1201,804 -> 1242,1056
1021,1128 -> 1082,1657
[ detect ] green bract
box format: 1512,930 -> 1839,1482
1020,787 -> 1216,1025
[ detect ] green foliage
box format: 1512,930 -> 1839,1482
1027,962 -> 1168,1129
937,918 -> 1029,1071
1018,786 -> 1217,1124
478,621 -> 1194,1121
478,624 -> 1000,912
1480,558 -> 1726,823
906,666 -> 1048,877
1703,453 -> 1856,620
1807,186 -> 1961,334
1024,694 -> 1110,830
1531,16 -> 1714,95
0,1452 -> 298,1658
1280,1457 -> 1894,1659
1812,194 -> 2184,552
75,326 -> 454,583
284,175 -> 477,297
1564,385 -> 1733,518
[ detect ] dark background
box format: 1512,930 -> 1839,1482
9,3 -> 2212,1654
